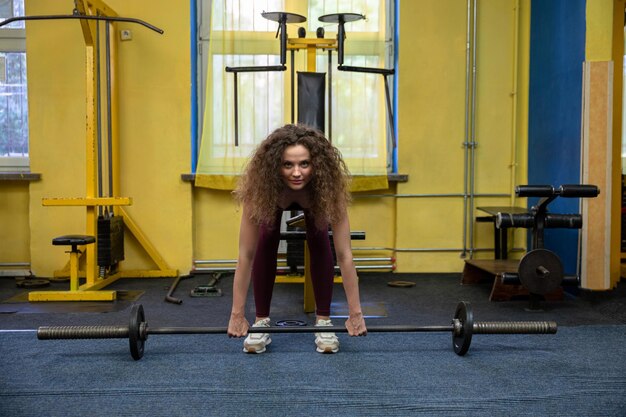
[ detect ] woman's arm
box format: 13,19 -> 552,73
227,204 -> 259,337
331,212 -> 367,336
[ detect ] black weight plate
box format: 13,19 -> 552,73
16,278 -> 50,288
453,301 -> 473,356
387,280 -> 416,288
518,249 -> 563,294
129,304 -> 145,360
275,320 -> 308,327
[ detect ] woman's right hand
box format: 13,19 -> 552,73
227,313 -> 249,337
345,311 -> 367,336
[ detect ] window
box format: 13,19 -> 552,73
0,0 -> 28,171
195,0 -> 394,186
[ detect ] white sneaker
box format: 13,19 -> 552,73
315,319 -> 339,354
243,318 -> 272,353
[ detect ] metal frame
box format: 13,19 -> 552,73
3,0 -> 177,302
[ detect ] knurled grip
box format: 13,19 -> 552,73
37,325 -> 129,339
473,321 -> 557,334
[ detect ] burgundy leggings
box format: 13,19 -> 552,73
252,211 -> 334,317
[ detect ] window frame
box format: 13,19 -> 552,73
0,14 -> 29,171
194,0 -> 395,174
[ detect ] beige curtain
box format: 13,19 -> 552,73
195,0 -> 390,191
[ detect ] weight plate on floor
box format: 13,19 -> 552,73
16,278 -> 50,288
453,301 -> 473,356
387,280 -> 416,288
518,249 -> 564,295
276,320 -> 308,327
129,304 -> 145,360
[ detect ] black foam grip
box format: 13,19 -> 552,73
558,184 -> 600,198
496,213 -> 534,229
545,214 -> 582,229
515,185 -> 555,197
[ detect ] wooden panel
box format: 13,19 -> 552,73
581,60 -> 614,290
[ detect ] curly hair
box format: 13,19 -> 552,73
234,124 -> 351,228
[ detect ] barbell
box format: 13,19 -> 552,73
36,302 -> 557,360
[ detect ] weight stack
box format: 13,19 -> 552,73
286,215 -> 305,273
98,215 -> 125,267
285,226 -> 338,274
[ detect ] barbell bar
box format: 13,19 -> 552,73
36,301 -> 557,360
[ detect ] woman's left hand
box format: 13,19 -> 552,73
345,311 -> 367,336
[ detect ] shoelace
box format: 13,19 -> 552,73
317,334 -> 338,342
252,318 -> 271,327
315,320 -> 338,341
247,319 -> 270,340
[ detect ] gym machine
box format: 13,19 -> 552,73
1,0 -> 177,301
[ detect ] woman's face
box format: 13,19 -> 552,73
281,144 -> 313,191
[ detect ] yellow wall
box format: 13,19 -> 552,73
8,0 -> 619,281
586,0 -> 614,61
0,181 -> 30,264
395,0 -> 528,272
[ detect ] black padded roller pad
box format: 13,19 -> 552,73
515,185 -> 555,197
559,184 -> 600,198
516,184 -> 600,198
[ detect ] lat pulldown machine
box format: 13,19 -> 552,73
225,11 -> 395,147
1,0 -> 177,301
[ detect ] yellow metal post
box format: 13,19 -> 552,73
85,43 -> 98,286
75,0 -> 117,286
109,19 -> 120,201
116,207 -> 178,277
69,251 -> 79,291
303,242 -> 315,313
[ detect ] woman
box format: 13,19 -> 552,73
227,124 -> 367,353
